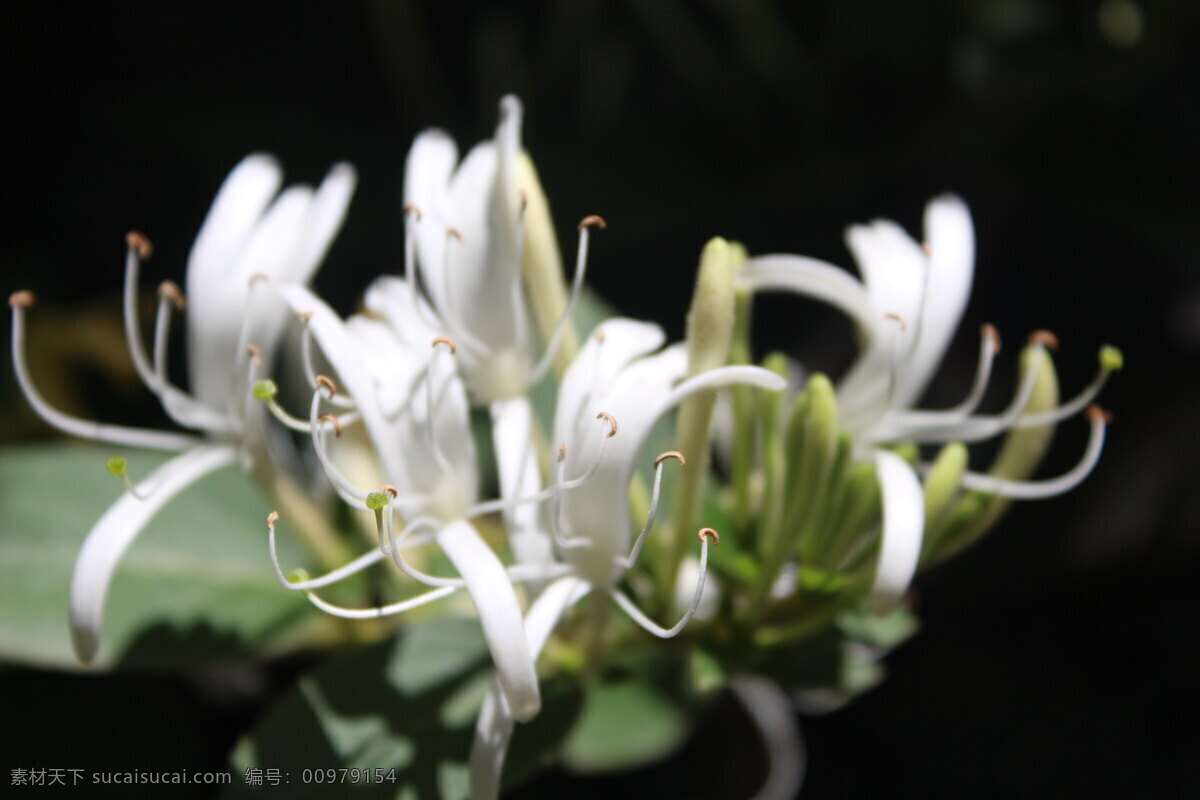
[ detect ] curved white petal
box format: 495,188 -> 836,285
469,576 -> 589,800
740,254 -> 877,332
729,675 -> 806,800
292,162 -> 357,285
491,396 -> 554,569
867,449 -> 925,613
437,519 -> 541,723
892,195 -> 975,408
69,444 -> 239,664
187,154 -> 283,287
845,219 -> 926,326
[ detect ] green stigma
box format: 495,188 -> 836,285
107,456 -> 127,476
251,379 -> 278,400
287,568 -> 311,584
1099,345 -> 1124,373
365,492 -> 389,511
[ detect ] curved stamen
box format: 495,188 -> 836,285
254,377 -> 361,434
611,527 -> 717,638
1010,345 -> 1122,429
304,584 -> 458,619
947,405 -> 1110,499
307,386 -> 371,506
8,292 -> 201,452
617,450 -> 685,570
151,282 -> 183,388
425,338 -> 458,477
528,214 -> 605,384
883,323 -> 1001,431
402,205 -> 448,333
121,231 -> 160,392
298,315 -> 355,409
267,510 -> 387,591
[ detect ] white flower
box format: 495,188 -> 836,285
739,195 -> 1117,610
8,154 -> 356,663
468,318 -> 786,800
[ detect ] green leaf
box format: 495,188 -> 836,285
561,678 -> 690,774
226,618 -> 583,799
0,442 -> 319,670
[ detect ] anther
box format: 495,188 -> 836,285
125,231 -> 153,260
884,312 -> 908,332
315,375 -> 338,397
249,272 -> 270,285
431,336 -> 457,354
246,344 -> 261,367
382,484 -> 399,498
655,450 -> 686,467
318,414 -> 343,437
403,203 -> 423,221
594,329 -> 606,343
558,443 -> 568,462
157,281 -> 186,310
596,411 -> 618,437
445,226 -> 463,242
982,323 -> 1001,353
920,241 -> 932,257
579,214 -> 607,231
8,290 -> 34,309
267,511 -> 280,527
698,527 -> 720,545
295,310 -> 314,323
1029,330 -> 1059,351
1085,404 -> 1113,425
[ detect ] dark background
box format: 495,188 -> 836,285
2,1 -> 1198,797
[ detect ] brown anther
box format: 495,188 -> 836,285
981,323 -> 1000,353
920,241 -> 932,257
295,310 -> 314,323
697,527 -> 720,545
655,450 -> 686,468
315,375 -> 338,397
432,336 -> 457,354
157,280 -> 186,310
267,511 -> 280,527
246,344 -> 262,367
382,484 -> 399,498
596,412 -> 618,437
1029,330 -> 1059,351
594,329 -> 607,343
249,272 -> 270,285
403,203 -> 423,221
8,290 -> 34,309
445,226 -> 463,243
558,443 -> 568,462
579,214 -> 607,231
883,312 -> 908,332
125,230 -> 153,259
1085,404 -> 1113,425
318,414 -> 343,437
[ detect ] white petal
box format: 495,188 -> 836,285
891,194 -> 975,408
490,396 -> 554,569
729,676 -> 807,800
739,254 -> 877,332
291,162 -> 357,284
469,576 -> 589,800
187,154 -> 283,287
403,129 -> 460,317
867,449 -> 925,613
845,219 -> 927,326
436,519 -> 540,722
69,444 -> 239,663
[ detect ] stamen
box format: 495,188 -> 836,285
125,231 -> 153,260
315,374 -> 338,398
945,405 -> 1109,499
317,413 -> 343,437
596,412 -> 618,438
883,312 -> 908,332
1011,345 -> 1124,429
431,336 -> 457,355
267,510 -> 388,591
157,281 -> 185,310
303,584 -> 458,619
107,455 -> 146,500
307,388 -> 370,506
445,226 -> 464,242
1029,330 -> 1059,351
528,213 -> 605,383
611,525 -> 716,638
618,450 -> 687,570
403,206 -> 447,334
558,443 -> 568,461
246,344 -> 262,367
8,292 -> 201,451
402,203 -> 422,222
884,322 -> 1002,432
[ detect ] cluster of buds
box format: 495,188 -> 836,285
8,97 -> 1119,799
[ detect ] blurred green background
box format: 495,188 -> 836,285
2,1 -> 1198,797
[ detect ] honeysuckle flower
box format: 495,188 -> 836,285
739,195 -> 1120,610
8,154 -> 355,663
468,317 -> 787,799
264,283 -> 580,723
402,95 -> 600,574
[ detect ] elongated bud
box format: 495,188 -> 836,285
920,442 -> 968,559
515,153 -> 579,377
783,373 -> 841,562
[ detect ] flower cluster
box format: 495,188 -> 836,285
9,96 -> 1120,799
